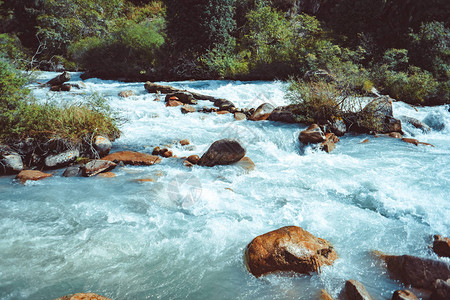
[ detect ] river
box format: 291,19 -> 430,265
0,72 -> 449,299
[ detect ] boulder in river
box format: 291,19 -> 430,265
94,136 -> 112,156
328,117 -> 347,136
187,155 -> 200,165
244,226 -> 338,277
344,279 -> 374,300
62,166 -> 82,177
268,105 -> 298,123
214,99 -> 235,111
433,235 -> 450,258
375,252 -> 450,289
55,293 -> 111,300
15,170 -> 52,183
82,160 -> 117,177
391,289 -> 419,300
118,90 -> 135,98
50,84 -> 71,92
358,96 -> 402,134
181,105 -> 196,114
144,81 -> 179,94
179,139 -> 190,146
249,103 -> 276,121
198,139 -> 246,167
165,92 -> 197,105
166,100 -> 183,107
319,289 -> 334,300
0,145 -> 23,175
102,151 -> 162,166
431,279 -> 450,300
299,124 -> 326,144
400,116 -> 431,133
234,112 -> 247,121
235,156 -> 255,172
44,149 -> 79,169
45,71 -> 71,86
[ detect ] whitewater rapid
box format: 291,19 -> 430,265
0,72 -> 449,299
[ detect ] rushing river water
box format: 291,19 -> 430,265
0,72 -> 449,300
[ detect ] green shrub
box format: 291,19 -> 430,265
200,46 -> 249,78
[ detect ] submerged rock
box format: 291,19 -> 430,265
400,116 -> 431,133
198,139 -> 246,167
0,145 -> 23,174
344,280 -> 374,300
249,103 -> 275,121
392,289 -> 419,300
44,149 -> 79,169
376,253 -> 450,289
319,289 -> 334,300
102,151 -> 162,165
244,226 -> 338,278
181,105 -> 196,114
118,90 -> 135,98
15,170 -> 52,183
299,124 -> 326,144
55,293 -> 111,300
433,235 -> 450,258
424,111 -> 446,131
82,160 -> 116,177
235,156 -> 255,172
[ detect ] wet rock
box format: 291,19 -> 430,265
0,146 -> 23,174
344,279 -> 374,300
62,166 -> 82,177
55,292 -> 111,300
44,149 -> 79,169
82,160 -> 117,177
166,100 -> 183,107
433,235 -> 450,258
152,147 -> 161,155
376,253 -> 450,289
45,71 -> 71,86
329,117 -> 347,136
244,226 -> 338,278
402,138 -> 434,147
389,132 -> 403,139
424,111 -> 446,131
118,90 -> 135,98
98,172 -> 116,178
400,116 -> 431,133
184,160 -> 194,167
299,124 -> 326,144
216,110 -> 230,115
50,84 -> 71,92
235,156 -> 255,172
214,99 -> 235,111
15,170 -> 52,183
179,139 -> 190,146
431,279 -> 450,300
359,96 -> 402,133
134,178 -> 155,183
165,92 -> 197,105
102,151 -> 162,165
249,103 -> 275,121
319,289 -> 334,300
144,82 -> 179,94
269,105 -> 298,123
321,140 -> 335,153
198,139 -> 246,167
181,105 -> 196,114
161,150 -> 173,158
187,155 -> 200,165
94,136 -> 112,156
392,289 -> 419,300
234,112 -> 247,121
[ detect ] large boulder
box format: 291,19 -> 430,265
44,149 -> 79,169
376,253 -> 450,289
249,103 -> 276,121
244,226 -> 338,277
328,117 -> 347,136
431,279 -> 450,300
198,139 -> 246,167
82,160 -> 117,177
165,92 -> 197,105
55,293 -> 111,300
15,170 -> 52,183
400,116 -> 431,133
94,136 -> 112,156
102,151 -> 162,166
0,145 -> 23,174
45,71 -> 71,86
269,105 -> 299,123
344,280 -> 374,300
118,90 -> 135,98
62,166 -> 82,177
213,99 -> 235,111
299,124 -> 326,144
433,235 -> 450,258
358,96 -> 402,133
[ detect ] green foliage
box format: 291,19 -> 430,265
69,19 -> 164,77
200,46 -> 249,78
0,34 -> 27,67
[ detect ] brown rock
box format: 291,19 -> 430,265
55,292 -> 111,300
198,139 -> 246,167
118,90 -> 135,98
102,151 -> 162,166
376,253 -> 450,289
166,100 -> 183,107
50,84 -> 71,92
433,235 -> 450,258
402,138 -> 420,146
319,289 -> 334,300
431,279 -> 450,300
181,105 -> 196,114
392,290 -> 418,300
179,139 -> 190,146
152,146 -> 161,156
299,124 -> 326,144
134,178 -> 155,183
187,155 -> 200,165
321,140 -> 335,153
235,156 -> 255,172
234,112 -> 247,121
97,172 -> 116,178
361,139 -> 370,144
344,280 -> 374,300
165,92 -> 197,105
162,150 -> 173,158
249,103 -> 275,121
82,160 -> 117,177
268,105 -> 298,123
389,132 -> 403,139
325,133 -> 340,144
216,110 -> 230,115
244,226 -> 338,277
183,160 -> 194,167
15,170 -> 52,183
45,71 -> 70,86
169,96 -> 179,101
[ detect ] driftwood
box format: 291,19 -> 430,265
44,71 -> 71,87
144,81 -> 235,109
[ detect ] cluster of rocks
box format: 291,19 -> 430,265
244,226 -> 450,300
41,71 -> 83,92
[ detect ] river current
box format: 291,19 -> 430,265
0,72 -> 449,299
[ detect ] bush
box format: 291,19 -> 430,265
200,46 -> 249,78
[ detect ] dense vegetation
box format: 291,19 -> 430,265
1,0 -> 449,106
